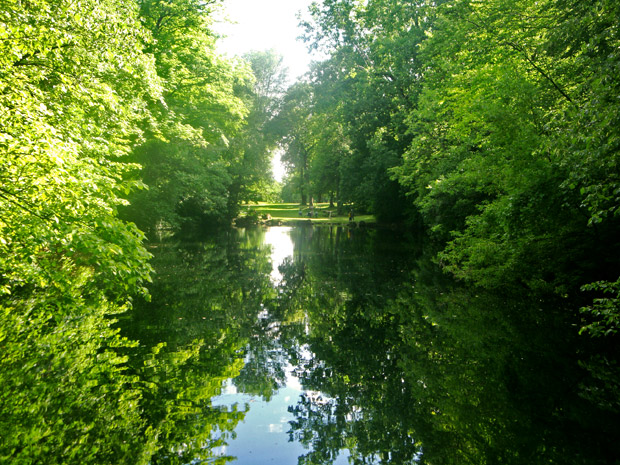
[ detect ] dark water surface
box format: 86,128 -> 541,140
119,226 -> 619,464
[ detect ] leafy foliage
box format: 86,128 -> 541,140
224,50 -> 289,216
0,0 -> 280,462
0,0 -> 159,461
276,0 -> 620,335
122,0 -> 252,233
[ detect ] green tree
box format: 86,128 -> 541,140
225,50 -> 288,216
0,0 -> 260,462
282,0 -> 432,219
307,114 -> 347,207
272,82 -> 314,205
0,0 -> 160,462
123,0 -> 250,233
391,0 -> 620,299
0,0 -> 157,299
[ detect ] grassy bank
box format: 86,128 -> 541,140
241,203 -> 376,225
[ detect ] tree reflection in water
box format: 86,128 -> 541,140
276,226 -> 619,465
122,226 -> 619,465
119,228 -> 280,464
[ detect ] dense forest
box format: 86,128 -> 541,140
1,0 -> 619,463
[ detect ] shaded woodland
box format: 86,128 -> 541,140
1,0 -> 619,463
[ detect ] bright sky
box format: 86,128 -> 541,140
214,0 -> 317,82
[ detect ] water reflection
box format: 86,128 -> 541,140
211,376 -> 310,464
212,227 -> 349,464
120,226 -> 620,465
263,226 -> 294,284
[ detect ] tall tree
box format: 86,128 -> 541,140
1,0 -> 160,462
225,50 -> 288,216
294,0 -> 430,219
123,0 -> 250,233
0,0 -> 270,462
1,0 -> 157,300
392,0 -> 620,295
273,82 -> 314,205
284,0 -> 619,334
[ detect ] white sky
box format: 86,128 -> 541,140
214,0 -> 317,83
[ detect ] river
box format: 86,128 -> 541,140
119,225 -> 619,464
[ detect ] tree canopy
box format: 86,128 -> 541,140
1,0 -> 619,461
276,0 -> 620,328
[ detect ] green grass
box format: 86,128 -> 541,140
242,202 -> 375,225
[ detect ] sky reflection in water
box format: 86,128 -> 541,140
212,227 -> 348,464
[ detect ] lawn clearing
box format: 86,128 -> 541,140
242,203 -> 375,225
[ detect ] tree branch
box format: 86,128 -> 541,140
0,187 -> 52,222
462,13 -> 574,106
503,40 -> 574,105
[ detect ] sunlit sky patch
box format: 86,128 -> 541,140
214,0 -> 317,82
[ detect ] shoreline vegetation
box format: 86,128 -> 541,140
2,0 -> 619,463
235,202 -> 377,227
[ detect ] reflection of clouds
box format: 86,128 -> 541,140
285,366 -> 303,391
212,444 -> 228,456
268,423 -> 284,433
264,227 -> 294,284
221,379 -> 238,395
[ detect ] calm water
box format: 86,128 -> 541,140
120,226 -> 619,464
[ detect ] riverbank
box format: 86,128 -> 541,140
236,202 -> 376,227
